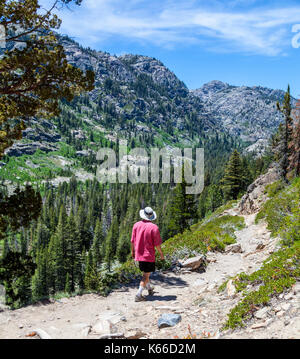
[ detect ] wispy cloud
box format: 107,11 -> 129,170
40,0 -> 300,55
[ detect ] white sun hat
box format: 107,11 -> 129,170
139,206 -> 157,221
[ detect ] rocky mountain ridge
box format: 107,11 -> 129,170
192,80 -> 296,144
2,35 -> 296,186
3,33 -> 296,160
61,35 -> 294,148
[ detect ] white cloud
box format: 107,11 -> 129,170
40,0 -> 300,55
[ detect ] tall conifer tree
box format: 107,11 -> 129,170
221,150 -> 245,200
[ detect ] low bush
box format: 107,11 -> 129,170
222,177 -> 300,330
222,242 -> 300,329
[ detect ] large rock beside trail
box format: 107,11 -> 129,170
92,319 -> 117,335
178,255 -> 206,271
254,307 -> 270,319
158,314 -> 182,328
225,243 -> 243,253
238,164 -> 281,214
32,328 -> 52,339
226,279 -> 237,297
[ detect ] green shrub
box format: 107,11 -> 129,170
221,178 -> 300,330
162,214 -> 245,256
223,242 -> 300,330
264,180 -> 286,198
256,177 -> 300,242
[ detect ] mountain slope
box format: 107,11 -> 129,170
1,35 -> 295,186
192,80 -> 296,144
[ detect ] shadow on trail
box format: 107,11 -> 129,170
151,272 -> 188,288
120,271 -> 188,290
145,295 -> 177,302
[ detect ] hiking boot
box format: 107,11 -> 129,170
147,286 -> 155,296
135,294 -> 147,302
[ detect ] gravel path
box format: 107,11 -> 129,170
0,209 -> 299,339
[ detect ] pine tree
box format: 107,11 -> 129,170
205,185 -> 223,213
167,168 -> 197,236
0,1 -> 94,159
221,150 -> 245,200
65,214 -> 81,293
32,248 -> 48,302
276,85 -> 294,180
0,252 -> 36,308
116,231 -> 130,263
84,250 -> 98,290
65,273 -> 71,294
50,206 -> 68,292
92,219 -> 103,267
289,99 -> 300,177
104,227 -> 114,272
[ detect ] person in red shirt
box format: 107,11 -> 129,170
131,207 -> 164,302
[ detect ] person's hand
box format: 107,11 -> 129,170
131,252 -> 135,259
160,254 -> 165,260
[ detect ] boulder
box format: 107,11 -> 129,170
33,328 -> 52,339
158,313 -> 182,329
238,164 -> 281,214
92,319 -> 117,335
178,255 -> 206,271
225,243 -> 242,253
256,241 -> 265,250
226,279 -> 236,297
254,307 -> 270,319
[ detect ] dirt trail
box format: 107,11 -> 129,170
0,208 -> 299,339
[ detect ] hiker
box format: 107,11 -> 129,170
131,206 -> 164,302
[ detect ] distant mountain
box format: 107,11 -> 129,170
191,80 -> 296,145
62,36 -> 295,148
60,36 -> 217,140
2,35 -> 296,185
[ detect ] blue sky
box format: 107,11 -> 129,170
40,0 -> 300,96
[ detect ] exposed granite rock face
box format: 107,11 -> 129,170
5,142 -> 58,157
244,139 -> 269,158
5,35 -> 294,160
119,54 -> 188,97
61,35 -> 294,150
22,127 -> 61,143
238,164 -> 281,214
63,35 -> 295,152
60,35 -> 208,136
191,81 -> 296,148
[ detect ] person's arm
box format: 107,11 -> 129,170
153,225 -> 164,260
131,225 -> 136,259
155,244 -> 164,260
131,242 -> 135,259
